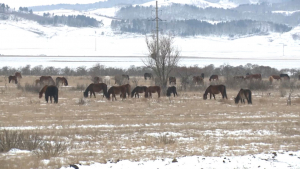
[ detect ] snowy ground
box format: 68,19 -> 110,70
60,151 -> 300,169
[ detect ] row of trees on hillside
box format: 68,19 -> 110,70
111,19 -> 291,36
116,4 -> 300,26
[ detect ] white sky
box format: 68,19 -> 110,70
0,0 -> 106,9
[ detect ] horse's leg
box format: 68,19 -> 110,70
93,91 -> 96,98
50,96 -> 52,103
213,94 -> 216,100
210,93 -> 212,99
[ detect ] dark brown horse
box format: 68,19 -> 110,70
269,75 -> 281,84
203,85 -> 227,100
144,73 -> 153,80
40,76 -> 55,85
280,74 -> 290,80
169,77 -> 176,85
166,86 -> 178,97
131,86 -> 148,98
209,75 -> 218,81
245,74 -> 262,81
83,83 -> 108,98
93,76 -> 102,83
234,89 -> 252,104
56,77 -> 68,86
193,76 -> 204,85
8,76 -> 18,84
122,74 -> 129,80
145,86 -> 161,98
15,72 -> 22,79
106,86 -> 127,101
45,85 -> 58,103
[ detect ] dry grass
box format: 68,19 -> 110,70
1,76 -> 300,168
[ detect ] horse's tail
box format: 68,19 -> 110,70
103,84 -> 108,98
131,88 -> 135,98
223,85 -> 227,99
65,78 -> 68,86
106,87 -> 111,99
248,90 -> 252,104
55,87 -> 59,103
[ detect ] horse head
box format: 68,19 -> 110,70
203,93 -> 207,100
83,91 -> 89,98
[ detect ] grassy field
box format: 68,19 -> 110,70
0,75 -> 300,169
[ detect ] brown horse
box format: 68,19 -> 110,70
56,77 -> 68,86
40,76 -> 55,85
106,86 -> 127,101
245,74 -> 262,81
131,86 -> 148,98
83,83 -> 108,98
234,89 -> 252,104
269,75 -> 281,84
8,76 -> 18,84
209,75 -> 218,81
145,86 -> 161,98
193,76 -> 204,85
15,72 -> 22,79
93,76 -> 102,83
169,77 -> 176,85
203,85 -> 227,100
39,85 -> 48,98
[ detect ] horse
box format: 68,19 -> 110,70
40,76 -> 55,85
193,76 -> 204,85
83,83 -> 108,98
106,86 -> 127,101
56,77 -> 68,86
203,85 -> 227,100
144,73 -> 153,80
233,76 -> 245,80
122,74 -> 129,80
269,75 -> 281,84
145,86 -> 161,98
280,74 -> 290,80
8,76 -> 18,84
209,75 -> 218,81
93,76 -> 102,83
234,89 -> 252,104
131,86 -> 148,98
245,74 -> 262,81
45,85 -> 58,103
15,72 -> 22,79
166,86 -> 178,97
169,77 -> 176,85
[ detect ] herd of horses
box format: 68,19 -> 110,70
8,71 -> 298,105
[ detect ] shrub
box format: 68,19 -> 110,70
33,141 -> 69,159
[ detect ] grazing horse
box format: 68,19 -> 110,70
83,83 -> 108,98
56,77 -> 68,86
169,77 -> 176,85
8,76 -> 18,84
245,74 -> 262,81
234,89 -> 252,104
280,74 -> 290,80
15,72 -> 22,79
193,76 -> 204,85
93,76 -> 102,83
203,85 -> 227,100
233,76 -> 245,80
269,75 -> 281,84
106,86 -> 127,101
45,85 -> 58,103
40,76 -> 55,85
131,86 -> 148,98
145,86 -> 161,98
209,75 -> 218,81
144,73 -> 153,80
166,86 -> 178,97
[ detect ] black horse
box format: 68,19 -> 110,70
144,73 -> 153,80
131,86 -> 148,98
45,85 -> 58,103
166,86 -> 178,97
280,74 -> 290,80
234,89 -> 252,104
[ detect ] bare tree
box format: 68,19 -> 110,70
143,33 -> 180,89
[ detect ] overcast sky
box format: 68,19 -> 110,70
1,0 -> 106,9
